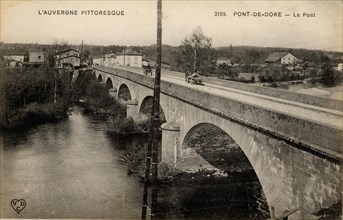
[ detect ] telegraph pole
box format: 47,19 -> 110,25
151,0 -> 162,217
141,0 -> 162,219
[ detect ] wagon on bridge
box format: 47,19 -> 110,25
186,73 -> 203,85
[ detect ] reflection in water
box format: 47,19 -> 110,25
1,107 -> 270,219
0,107 -> 142,219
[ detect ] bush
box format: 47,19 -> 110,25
321,66 -> 343,87
158,162 -> 181,180
108,116 -> 139,134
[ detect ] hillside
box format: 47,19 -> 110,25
1,42 -> 342,68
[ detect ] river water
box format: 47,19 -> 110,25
0,107 -> 143,219
0,107 -> 269,219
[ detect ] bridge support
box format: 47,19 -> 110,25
108,88 -> 117,98
161,122 -> 180,167
126,100 -> 139,121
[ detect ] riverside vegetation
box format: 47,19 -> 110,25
1,63 -> 72,130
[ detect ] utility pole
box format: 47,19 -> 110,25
141,0 -> 162,219
81,40 -> 84,64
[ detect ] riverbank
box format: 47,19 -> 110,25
0,101 -> 69,131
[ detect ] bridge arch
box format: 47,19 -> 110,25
118,83 -> 132,101
182,122 -> 270,217
106,77 -> 114,90
139,96 -> 166,124
97,74 -> 103,82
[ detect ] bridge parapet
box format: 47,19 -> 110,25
95,66 -> 342,161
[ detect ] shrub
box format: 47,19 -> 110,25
158,162 -> 181,180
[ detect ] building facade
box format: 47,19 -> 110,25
116,49 -> 142,67
265,52 -> 299,65
104,53 -> 117,67
3,54 -> 25,62
55,48 -> 80,69
29,49 -> 45,63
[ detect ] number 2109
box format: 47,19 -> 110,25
214,11 -> 227,16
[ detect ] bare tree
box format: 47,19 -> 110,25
180,27 -> 217,74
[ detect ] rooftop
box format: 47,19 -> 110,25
265,52 -> 291,62
117,49 -> 142,56
29,49 -> 45,53
55,48 -> 80,54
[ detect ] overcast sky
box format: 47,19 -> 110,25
1,0 -> 342,52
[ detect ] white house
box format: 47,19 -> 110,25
335,63 -> 343,71
28,49 -> 45,63
93,56 -> 101,66
3,54 -> 25,62
116,49 -> 142,67
265,52 -> 299,65
104,52 -> 117,67
55,48 -> 80,69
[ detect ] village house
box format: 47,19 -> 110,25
3,53 -> 25,69
92,56 -> 102,66
104,52 -> 116,67
265,52 -> 299,65
55,48 -> 80,69
28,49 -> 45,63
3,54 -> 25,62
216,57 -> 231,66
116,49 -> 142,67
334,63 -> 343,71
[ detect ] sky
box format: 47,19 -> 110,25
1,0 -> 342,52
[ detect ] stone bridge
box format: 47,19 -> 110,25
94,65 -> 342,219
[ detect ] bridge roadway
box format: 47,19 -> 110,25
112,66 -> 342,131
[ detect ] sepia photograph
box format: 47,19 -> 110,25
0,0 -> 342,219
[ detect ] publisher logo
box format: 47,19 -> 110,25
11,199 -> 26,214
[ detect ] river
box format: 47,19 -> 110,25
1,107 -> 270,219
0,107 -> 143,219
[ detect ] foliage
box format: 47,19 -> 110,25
158,162 -> 181,180
215,63 -> 238,79
109,116 -> 138,134
320,66 -> 343,87
72,69 -> 126,116
2,63 -> 72,130
178,27 -> 217,74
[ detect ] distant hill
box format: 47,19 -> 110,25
1,42 -> 342,67
216,45 -> 343,65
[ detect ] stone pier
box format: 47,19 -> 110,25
161,122 -> 180,167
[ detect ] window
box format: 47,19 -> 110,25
38,56 -> 41,59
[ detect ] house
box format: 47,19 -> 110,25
55,48 -> 80,69
2,54 -> 25,69
334,63 -> 343,71
216,58 -> 231,65
92,56 -> 101,66
3,54 -> 25,62
265,52 -> 299,65
29,49 -> 45,63
104,52 -> 116,67
116,49 -> 142,67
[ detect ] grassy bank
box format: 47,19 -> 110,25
1,101 -> 68,131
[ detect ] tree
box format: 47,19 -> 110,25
321,66 -> 337,87
179,27 -> 217,74
216,63 -> 238,79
